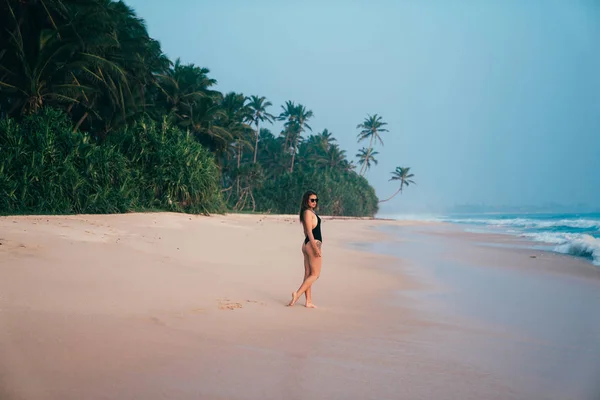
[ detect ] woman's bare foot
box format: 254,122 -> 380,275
288,292 -> 299,306
305,302 -> 317,308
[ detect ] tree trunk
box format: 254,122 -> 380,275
236,143 -> 241,197
378,179 -> 404,203
225,186 -> 234,203
253,121 -> 260,163
250,190 -> 256,212
359,135 -> 374,176
378,186 -> 402,203
290,136 -> 298,173
283,127 -> 292,154
359,147 -> 372,176
235,188 -> 248,210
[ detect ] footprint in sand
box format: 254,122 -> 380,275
245,300 -> 266,306
219,302 -> 243,311
217,299 -> 243,311
217,298 -> 266,310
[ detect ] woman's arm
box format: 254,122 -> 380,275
302,210 -> 321,257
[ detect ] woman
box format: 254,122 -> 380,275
288,190 -> 322,308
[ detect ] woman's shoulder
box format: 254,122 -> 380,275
303,209 -> 315,216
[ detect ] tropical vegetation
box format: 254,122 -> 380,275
0,0 -> 413,217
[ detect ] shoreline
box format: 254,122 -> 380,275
379,212 -> 600,268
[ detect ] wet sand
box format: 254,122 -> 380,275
1,213 -> 599,399
371,223 -> 600,400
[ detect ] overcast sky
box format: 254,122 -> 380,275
126,0 -> 600,214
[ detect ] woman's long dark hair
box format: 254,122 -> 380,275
299,190 -> 317,223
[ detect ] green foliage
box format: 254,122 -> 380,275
0,109 -> 132,213
253,170 -> 378,217
105,118 -> 225,214
0,0 -> 170,133
0,109 -> 224,215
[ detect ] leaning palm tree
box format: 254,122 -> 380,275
356,147 -> 379,175
379,166 -> 416,203
356,114 -> 388,176
247,95 -> 274,163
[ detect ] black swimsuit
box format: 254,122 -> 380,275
304,212 -> 322,244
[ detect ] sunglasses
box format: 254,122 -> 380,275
309,198 -> 319,203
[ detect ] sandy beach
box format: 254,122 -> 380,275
1,213 -> 600,400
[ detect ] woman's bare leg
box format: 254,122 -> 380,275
303,248 -> 313,306
289,243 -> 322,307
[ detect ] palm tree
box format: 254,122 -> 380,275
317,144 -> 348,172
345,160 -> 357,173
0,0 -> 98,116
289,103 -> 313,172
221,92 -> 251,166
0,27 -> 83,116
379,166 -> 416,203
88,1 -> 170,133
188,95 -> 233,161
220,92 -> 253,197
257,128 -> 289,178
278,100 -> 298,153
300,129 -> 336,166
247,95 -> 274,163
0,0 -> 170,134
315,128 -> 336,152
356,114 -> 388,176
356,147 -> 379,175
155,59 -> 218,128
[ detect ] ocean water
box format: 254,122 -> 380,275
383,212 -> 600,266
